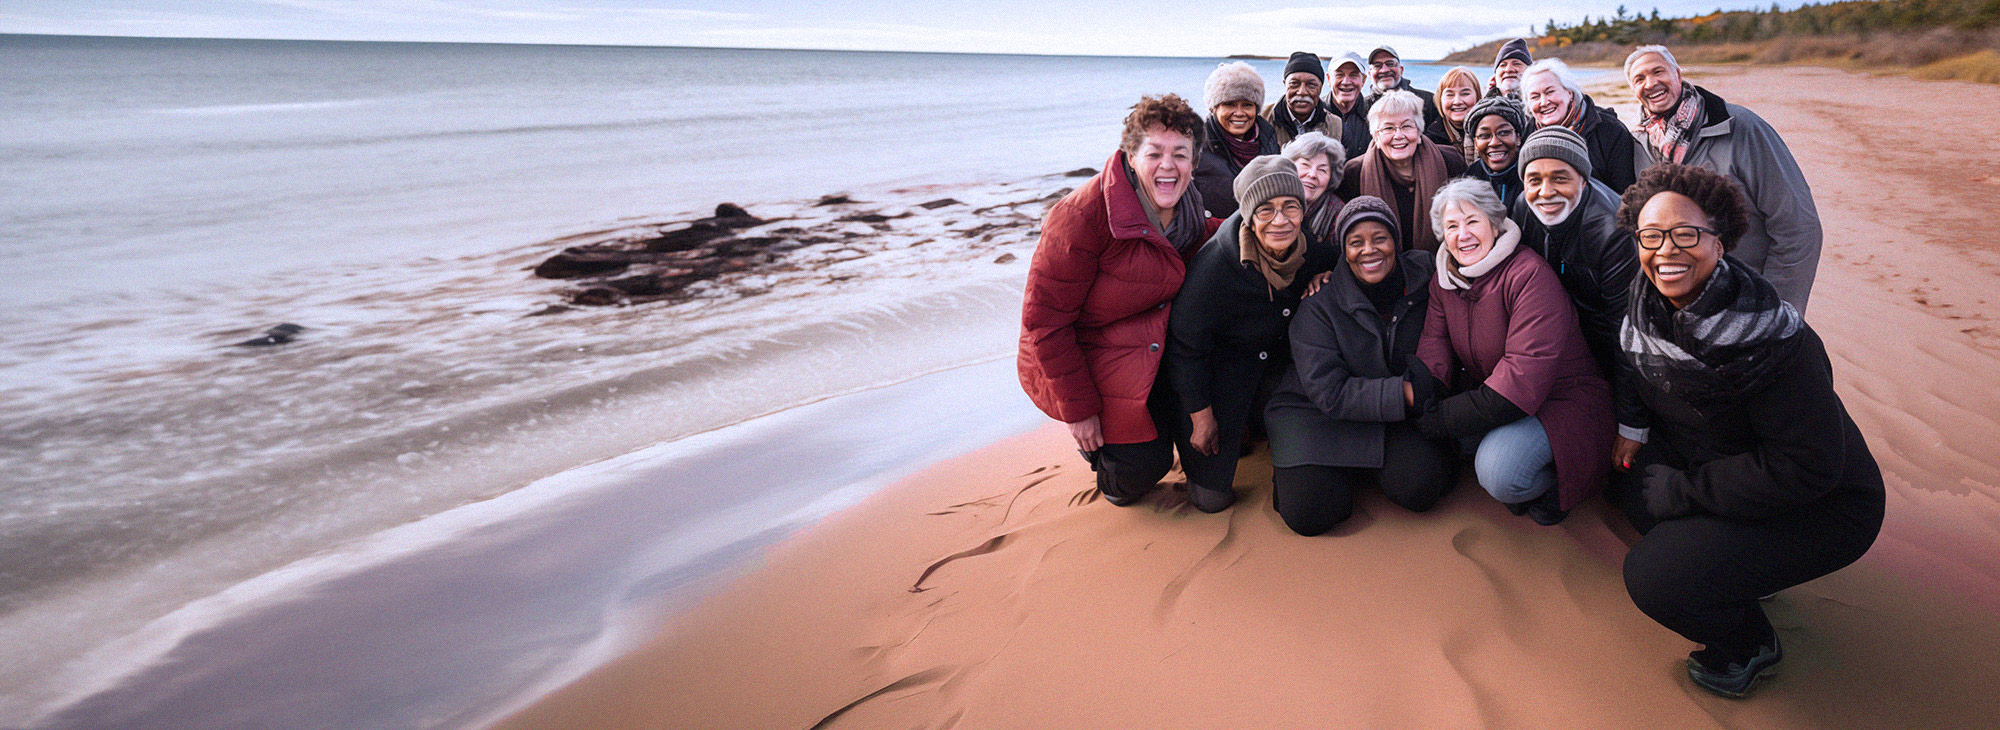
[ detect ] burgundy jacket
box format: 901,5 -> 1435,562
1018,150 -> 1216,444
1418,246 -> 1615,509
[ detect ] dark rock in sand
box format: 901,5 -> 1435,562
715,203 -> 751,219
526,304 -> 571,317
816,194 -> 855,206
993,253 -> 1017,264
572,287 -> 622,306
1064,167 -> 1098,178
839,212 -> 912,224
919,198 -> 962,210
535,249 -> 633,279
642,222 -> 730,252
235,323 -> 305,347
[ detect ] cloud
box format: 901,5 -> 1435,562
1229,5 -> 1538,42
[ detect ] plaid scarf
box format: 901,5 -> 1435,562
1620,256 -> 1804,409
1639,82 -> 1704,164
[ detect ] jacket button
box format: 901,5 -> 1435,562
1258,351 -> 1268,360
1149,343 -> 1160,352
1281,308 -> 1291,317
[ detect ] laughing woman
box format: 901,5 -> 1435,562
1280,130 -> 1348,268
1165,156 -> 1319,513
1610,164 -> 1883,698
1018,94 -> 1216,507
1335,90 -> 1465,252
1462,95 -> 1530,204
1413,179 -> 1613,526
1520,58 -> 1648,192
1194,62 -> 1281,219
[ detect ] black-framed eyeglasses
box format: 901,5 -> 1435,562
1635,225 -> 1715,250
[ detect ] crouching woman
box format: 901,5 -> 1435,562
1165,155 -> 1319,512
1413,179 -> 1614,525
1263,196 -> 1456,535
1610,164 -> 1883,698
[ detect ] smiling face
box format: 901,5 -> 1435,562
1523,71 -> 1574,127
1627,52 -> 1685,117
1284,72 -> 1322,117
1213,100 -> 1258,137
1250,196 -> 1304,256
1494,58 -> 1528,93
1368,51 -> 1402,91
1635,191 -> 1722,308
1373,112 -> 1422,162
1439,78 -> 1479,125
1343,220 -> 1398,285
1438,200 -> 1497,268
1294,153 -> 1332,204
1471,115 -> 1519,172
1329,63 -> 1365,107
1523,157 -> 1584,226
1130,125 -> 1194,211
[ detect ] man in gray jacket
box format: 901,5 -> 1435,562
1624,45 -> 1822,313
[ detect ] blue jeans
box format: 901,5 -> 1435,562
1472,416 -> 1556,504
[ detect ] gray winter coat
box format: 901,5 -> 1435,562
1651,86 -> 1823,313
1265,250 -> 1433,469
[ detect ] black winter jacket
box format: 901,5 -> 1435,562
1167,216 -> 1315,417
1575,96 -> 1646,193
1194,117 -> 1281,220
1265,251 -> 1433,468
1511,177 -> 1639,377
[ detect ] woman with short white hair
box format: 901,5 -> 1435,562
1411,178 -> 1614,525
1280,131 -> 1347,265
1334,90 -> 1465,252
1520,58 -> 1649,192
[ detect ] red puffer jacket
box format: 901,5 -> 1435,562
1018,150 -> 1209,444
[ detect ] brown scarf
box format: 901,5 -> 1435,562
1239,219 -> 1304,297
1357,137 -> 1451,252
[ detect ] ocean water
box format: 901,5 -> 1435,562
0,34 -> 1468,723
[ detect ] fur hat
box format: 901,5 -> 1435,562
1282,51 -> 1325,82
1519,126 -> 1592,178
1204,61 -> 1266,110
1335,196 -> 1400,245
1234,155 -> 1306,215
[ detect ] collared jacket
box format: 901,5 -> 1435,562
1266,251 -> 1434,468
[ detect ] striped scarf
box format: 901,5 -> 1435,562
1620,256 -> 1804,409
1640,83 -> 1704,164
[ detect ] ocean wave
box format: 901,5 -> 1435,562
151,98 -> 385,116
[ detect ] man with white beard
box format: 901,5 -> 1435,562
1509,127 -> 1639,380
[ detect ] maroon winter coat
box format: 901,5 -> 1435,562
1018,150 -> 1215,444
1418,246 -> 1615,509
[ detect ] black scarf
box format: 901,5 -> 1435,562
1620,256 -> 1804,409
1273,98 -> 1329,137
1124,161 -> 1207,254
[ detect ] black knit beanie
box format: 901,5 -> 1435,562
1334,195 -> 1400,246
1494,38 -> 1533,68
1283,51 -> 1325,82
1463,95 -> 1530,143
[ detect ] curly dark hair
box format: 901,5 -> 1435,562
1616,163 -> 1752,251
1120,94 -> 1203,156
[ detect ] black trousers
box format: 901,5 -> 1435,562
1175,360 -> 1285,493
1087,372 -> 1190,504
1270,421 -> 1457,536
1611,465 -> 1883,658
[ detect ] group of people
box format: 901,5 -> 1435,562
1017,42 -> 1883,699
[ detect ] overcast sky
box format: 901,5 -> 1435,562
3,1 -> 1789,58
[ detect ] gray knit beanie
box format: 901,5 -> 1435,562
1519,126 -> 1592,178
1204,61 -> 1266,110
1463,95 -> 1529,145
1234,155 -> 1306,215
1334,196 -> 1400,246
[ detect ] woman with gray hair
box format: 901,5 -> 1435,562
1194,61 -> 1281,219
1334,90 -> 1465,252
1520,58 -> 1648,192
1280,131 -> 1347,268
1412,178 -> 1613,525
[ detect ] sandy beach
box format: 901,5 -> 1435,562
500,65 -> 2000,728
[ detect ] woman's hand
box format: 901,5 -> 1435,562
1189,407 -> 1220,456
1067,415 -> 1104,452
1613,435 -> 1643,471
1404,380 -> 1416,407
1303,271 -> 1333,297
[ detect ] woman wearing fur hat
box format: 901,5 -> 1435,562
1194,61 -> 1281,220
1263,196 -> 1456,535
1412,179 -> 1614,527
1280,131 -> 1347,268
1608,164 -> 1882,698
1521,58 -> 1649,192
1334,90 -> 1465,252
1462,95 -> 1530,205
1018,94 -> 1220,508
1164,155 -> 1323,512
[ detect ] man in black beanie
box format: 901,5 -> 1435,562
1264,51 -> 1336,147
1490,38 -> 1533,98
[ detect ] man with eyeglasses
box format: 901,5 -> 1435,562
1264,51 -> 1337,148
1360,45 -> 1441,129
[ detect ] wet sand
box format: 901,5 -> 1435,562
501,66 -> 2000,728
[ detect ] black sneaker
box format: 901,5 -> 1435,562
1503,500 -> 1530,516
1189,483 -> 1236,513
1686,634 -> 1782,698
1525,491 -> 1569,526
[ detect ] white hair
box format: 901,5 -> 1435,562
1281,131 -> 1348,172
1522,58 -> 1583,102
1625,45 -> 1679,75
1430,177 -> 1508,237
1365,89 -> 1424,129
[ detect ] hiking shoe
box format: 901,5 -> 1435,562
1686,634 -> 1782,698
1525,491 -> 1569,526
1189,483 -> 1236,513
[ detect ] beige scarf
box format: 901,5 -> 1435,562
1436,217 -> 1522,290
1239,220 -> 1305,298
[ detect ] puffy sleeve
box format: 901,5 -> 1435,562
1665,340 -> 1849,518
1017,199 -> 1105,423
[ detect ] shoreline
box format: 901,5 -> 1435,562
502,65 -> 2000,727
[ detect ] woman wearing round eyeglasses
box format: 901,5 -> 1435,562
1609,164 -> 1883,698
1336,90 -> 1465,252
1165,155 -> 1323,512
